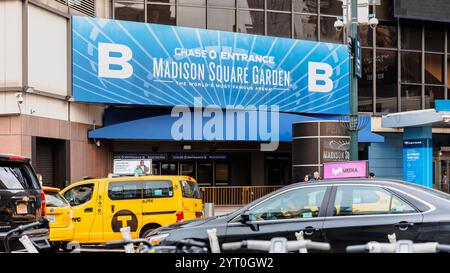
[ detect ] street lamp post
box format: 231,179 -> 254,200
335,0 -> 378,161
349,0 -> 359,161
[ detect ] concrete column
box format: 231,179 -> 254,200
402,126 -> 433,188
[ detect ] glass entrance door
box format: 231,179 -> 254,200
180,162 -> 195,178
161,162 -> 178,175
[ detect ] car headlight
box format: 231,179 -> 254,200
148,233 -> 170,245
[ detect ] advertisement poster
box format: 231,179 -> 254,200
72,16 -> 349,114
402,139 -> 432,187
113,159 -> 152,175
323,161 -> 368,179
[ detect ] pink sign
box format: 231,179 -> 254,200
323,161 -> 368,179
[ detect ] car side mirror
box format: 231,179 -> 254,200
240,210 -> 251,223
240,210 -> 259,231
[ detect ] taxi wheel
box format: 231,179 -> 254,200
141,225 -> 161,239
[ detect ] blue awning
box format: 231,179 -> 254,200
89,111 -> 384,143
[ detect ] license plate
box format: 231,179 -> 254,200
46,215 -> 55,223
16,203 -> 28,214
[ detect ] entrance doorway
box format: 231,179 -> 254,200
32,137 -> 69,188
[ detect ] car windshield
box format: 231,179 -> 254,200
45,192 -> 69,207
0,161 -> 40,190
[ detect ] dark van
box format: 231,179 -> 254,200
0,154 -> 49,251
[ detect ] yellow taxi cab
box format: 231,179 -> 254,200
59,175 -> 204,244
42,186 -> 74,245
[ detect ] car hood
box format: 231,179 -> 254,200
160,215 -> 224,231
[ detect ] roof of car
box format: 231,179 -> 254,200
285,178 -> 423,189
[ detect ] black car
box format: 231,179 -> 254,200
149,179 -> 450,252
0,154 -> 49,252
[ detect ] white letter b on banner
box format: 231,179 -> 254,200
98,43 -> 133,79
308,62 -> 333,92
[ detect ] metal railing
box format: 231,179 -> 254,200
200,185 -> 284,206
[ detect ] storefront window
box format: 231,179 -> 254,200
401,85 -> 421,112
147,4 -> 176,25
238,0 -> 264,9
319,0 -> 342,15
425,53 -> 444,85
208,0 -> 235,7
293,0 -> 317,13
425,86 -> 445,109
425,26 -> 444,52
376,50 -> 398,113
207,8 -> 236,32
359,49 -> 373,112
114,2 -> 145,22
178,6 -> 206,28
238,10 -> 264,35
319,16 -> 342,43
267,12 -> 291,38
267,0 -> 291,11
447,56 -> 450,87
400,23 -> 421,50
401,52 -> 421,84
294,14 -> 317,40
376,22 -> 397,48
197,163 -> 213,185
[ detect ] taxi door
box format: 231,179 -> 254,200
179,179 -> 203,220
142,179 -> 178,227
61,181 -> 99,243
102,180 -> 143,241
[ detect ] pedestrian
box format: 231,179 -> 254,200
368,172 -> 375,179
303,174 -> 311,182
311,171 -> 321,181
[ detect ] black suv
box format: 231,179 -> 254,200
0,154 -> 49,252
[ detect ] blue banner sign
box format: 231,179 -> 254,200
403,138 -> 432,187
72,16 -> 350,114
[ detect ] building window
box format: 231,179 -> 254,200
207,8 -> 236,32
425,26 -> 444,52
425,86 -> 445,109
320,16 -> 342,43
400,23 -> 422,50
178,6 -> 206,28
376,50 -> 398,113
114,2 -> 145,22
376,22 -> 397,48
215,163 -> 230,185
267,12 -> 291,38
359,49 -> 373,112
238,0 -> 264,9
147,4 -> 176,25
401,52 -> 421,84
208,0 -> 235,7
179,0 -> 205,5
425,53 -> 444,85
374,0 -> 394,21
267,0 -> 291,11
294,14 -> 318,40
238,10 -> 264,35
293,0 -> 318,13
401,84 -> 421,112
358,25 -> 373,47
319,0 -> 342,16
